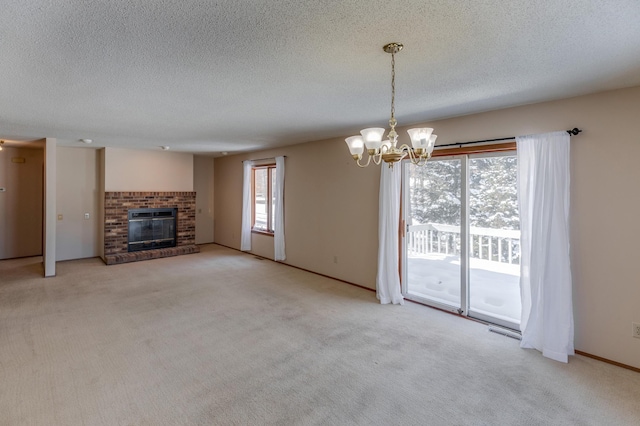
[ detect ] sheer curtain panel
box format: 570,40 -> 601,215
241,160 -> 253,251
274,156 -> 286,261
376,164 -> 404,305
516,131 -> 574,363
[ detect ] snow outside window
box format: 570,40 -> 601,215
252,165 -> 276,233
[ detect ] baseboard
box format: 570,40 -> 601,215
575,350 -> 640,373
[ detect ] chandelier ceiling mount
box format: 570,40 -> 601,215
383,42 -> 403,54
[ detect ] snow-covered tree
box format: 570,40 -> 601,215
409,156 -> 519,230
469,156 -> 519,230
409,159 -> 461,226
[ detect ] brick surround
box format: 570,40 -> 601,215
104,192 -> 199,265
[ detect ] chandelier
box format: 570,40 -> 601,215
345,43 -> 437,168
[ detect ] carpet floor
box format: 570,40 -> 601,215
1,244 -> 639,425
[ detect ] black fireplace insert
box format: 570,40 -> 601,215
128,208 -> 177,252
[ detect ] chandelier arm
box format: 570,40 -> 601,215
402,144 -> 424,166
356,155 -> 372,168
421,153 -> 432,165
399,144 -> 414,161
404,145 -> 417,165
412,156 -> 426,166
372,153 -> 383,165
414,150 -> 431,166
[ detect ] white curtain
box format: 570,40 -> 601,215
240,160 -> 253,251
516,131 -> 574,363
376,164 -> 404,305
274,156 -> 286,261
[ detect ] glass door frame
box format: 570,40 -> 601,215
400,154 -> 469,316
401,150 -> 520,330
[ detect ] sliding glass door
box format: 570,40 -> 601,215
403,157 -> 463,312
467,154 -> 521,327
402,152 -> 521,329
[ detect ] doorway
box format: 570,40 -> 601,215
0,145 -> 44,260
402,152 -> 521,330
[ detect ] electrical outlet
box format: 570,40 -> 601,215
633,323 -> 640,339
84,213 -> 90,220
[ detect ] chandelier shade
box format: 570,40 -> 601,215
360,127 -> 386,150
345,135 -> 364,156
407,128 -> 437,152
345,43 -> 437,168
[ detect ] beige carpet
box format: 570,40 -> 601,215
1,244 -> 639,425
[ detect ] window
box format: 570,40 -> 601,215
252,164 -> 276,233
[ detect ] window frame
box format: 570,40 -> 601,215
251,163 -> 276,235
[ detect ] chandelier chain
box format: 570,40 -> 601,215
390,50 -> 395,121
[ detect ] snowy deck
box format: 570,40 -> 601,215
407,253 -> 521,324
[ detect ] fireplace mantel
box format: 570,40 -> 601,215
103,191 -> 199,265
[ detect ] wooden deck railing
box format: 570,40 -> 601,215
407,223 -> 521,264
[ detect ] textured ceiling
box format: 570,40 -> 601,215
1,1 -> 640,155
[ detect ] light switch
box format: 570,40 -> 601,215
57,214 -> 63,221
84,213 -> 90,220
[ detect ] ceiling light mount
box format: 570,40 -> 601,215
383,42 -> 403,54
80,138 -> 93,144
345,42 -> 437,168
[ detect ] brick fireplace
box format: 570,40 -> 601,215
104,192 -> 199,265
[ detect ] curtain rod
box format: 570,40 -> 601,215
435,128 -> 582,149
241,155 -> 287,163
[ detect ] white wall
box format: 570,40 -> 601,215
104,147 -> 193,192
194,156 -> 214,244
44,138 -> 56,277
56,147 -> 100,261
98,149 -> 105,260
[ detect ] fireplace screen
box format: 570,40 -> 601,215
128,208 -> 177,252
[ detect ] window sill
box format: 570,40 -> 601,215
251,229 -> 274,237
